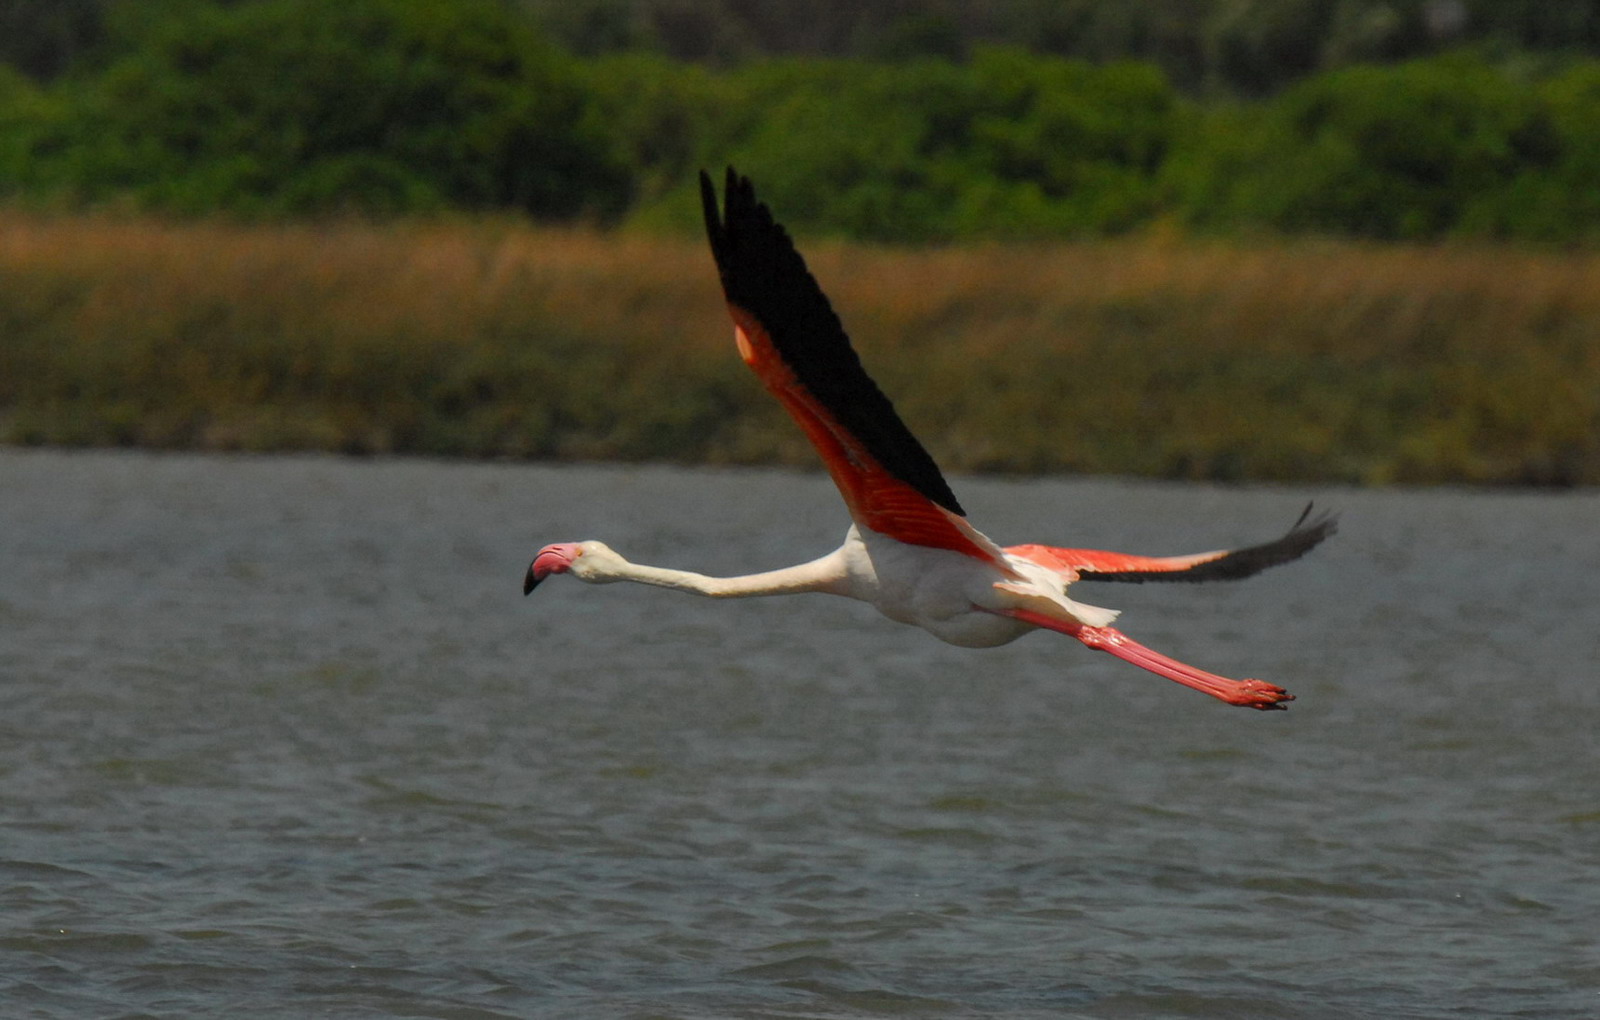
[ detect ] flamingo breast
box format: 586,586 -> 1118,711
841,526 -> 1032,648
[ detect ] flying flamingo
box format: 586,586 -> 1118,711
525,168 -> 1334,710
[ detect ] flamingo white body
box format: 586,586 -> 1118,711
527,169 -> 1335,710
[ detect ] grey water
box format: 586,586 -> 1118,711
2,448 -> 1598,1019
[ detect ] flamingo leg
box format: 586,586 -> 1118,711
994,608 -> 1294,710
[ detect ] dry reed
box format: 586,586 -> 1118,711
3,212 -> 1597,484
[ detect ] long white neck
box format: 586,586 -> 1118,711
595,548 -> 853,599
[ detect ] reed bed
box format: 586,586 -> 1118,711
3,212 -> 1598,484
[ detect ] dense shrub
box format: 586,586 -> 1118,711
0,0 -> 631,218
586,46 -> 1600,245
2,0 -> 1600,244
15,0 -> 1600,95
607,49 -> 1176,241
524,0 -> 1600,96
1165,53 -> 1589,240
581,53 -> 737,209
1476,63 -> 1600,242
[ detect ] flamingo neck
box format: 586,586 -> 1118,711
600,550 -> 851,599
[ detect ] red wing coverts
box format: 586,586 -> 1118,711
1009,504 -> 1337,584
700,168 -> 1005,566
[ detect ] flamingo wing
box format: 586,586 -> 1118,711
701,168 -> 1008,567
1008,504 -> 1337,584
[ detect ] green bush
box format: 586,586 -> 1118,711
623,49 -> 1177,242
3,0 -> 631,218
1167,54 -> 1560,240
1468,63 -> 1600,242
958,50 -> 1173,234
5,2 -> 1600,246
0,65 -> 50,191
582,53 -> 736,209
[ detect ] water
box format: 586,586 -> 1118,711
2,448 -> 1598,1019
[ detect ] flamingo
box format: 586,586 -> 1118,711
525,168 -> 1335,710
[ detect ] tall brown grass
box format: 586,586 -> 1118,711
3,211 -> 1598,484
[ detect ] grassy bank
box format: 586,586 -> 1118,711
3,212 -> 1598,485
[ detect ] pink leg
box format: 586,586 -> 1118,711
996,608 -> 1294,710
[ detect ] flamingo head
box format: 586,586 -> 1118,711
523,540 -> 623,594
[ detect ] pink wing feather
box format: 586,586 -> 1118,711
1009,505 -> 1336,584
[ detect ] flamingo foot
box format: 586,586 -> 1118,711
1219,678 -> 1295,711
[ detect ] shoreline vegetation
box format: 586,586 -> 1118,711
6,4 -> 1600,486
3,212 -> 1597,487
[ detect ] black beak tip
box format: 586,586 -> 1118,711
523,564 -> 539,596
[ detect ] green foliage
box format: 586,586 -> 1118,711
3,0 -> 1600,242
2,0 -> 631,218
1165,52 -> 1593,241
1477,63 -> 1600,241
615,49 -> 1176,241
517,0 -> 1600,94
582,42 -> 1600,245
0,65 -> 49,188
0,0 -> 106,79
582,53 -> 735,208
14,0 -> 1600,93
960,51 -> 1174,234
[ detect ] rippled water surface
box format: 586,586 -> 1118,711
3,449 -> 1599,1018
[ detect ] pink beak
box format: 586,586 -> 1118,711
524,543 -> 580,595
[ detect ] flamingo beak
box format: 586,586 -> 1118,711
524,543 -> 580,595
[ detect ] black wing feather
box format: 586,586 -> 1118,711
699,167 -> 964,516
1078,504 -> 1339,584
